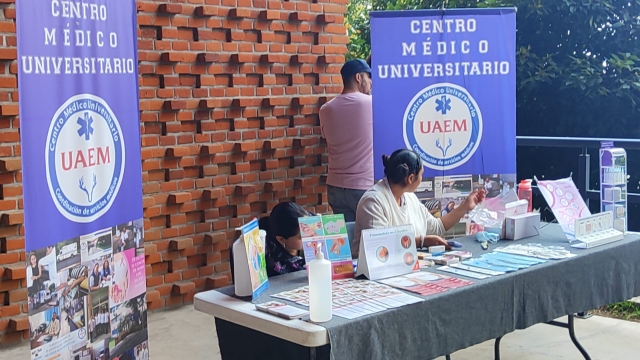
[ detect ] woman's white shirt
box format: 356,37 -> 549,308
352,178 -> 445,257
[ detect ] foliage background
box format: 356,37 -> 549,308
345,0 -> 640,226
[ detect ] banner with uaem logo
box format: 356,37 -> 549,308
17,1 -> 147,360
370,9 -> 517,232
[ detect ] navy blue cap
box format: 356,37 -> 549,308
340,59 -> 371,79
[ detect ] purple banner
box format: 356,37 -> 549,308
17,1 -> 146,360
370,9 -> 517,228
17,1 -> 142,249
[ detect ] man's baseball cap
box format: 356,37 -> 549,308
340,59 -> 371,79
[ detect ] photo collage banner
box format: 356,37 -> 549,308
370,9 -> 517,232
17,1 -> 146,360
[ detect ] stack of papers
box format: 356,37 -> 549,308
271,279 -> 423,319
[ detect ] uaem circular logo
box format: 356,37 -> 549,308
403,83 -> 482,170
45,94 -> 125,223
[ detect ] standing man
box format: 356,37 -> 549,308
320,59 -> 374,222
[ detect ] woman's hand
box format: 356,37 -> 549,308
422,235 -> 452,250
464,189 -> 486,211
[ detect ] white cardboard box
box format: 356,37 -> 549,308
504,213 -> 540,240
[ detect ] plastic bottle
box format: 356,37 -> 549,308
518,179 -> 533,213
308,243 -> 332,323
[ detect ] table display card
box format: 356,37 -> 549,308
299,214 -> 354,280
535,177 -> 591,241
356,225 -> 419,280
242,219 -> 269,300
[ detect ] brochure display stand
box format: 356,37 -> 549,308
600,145 -> 627,233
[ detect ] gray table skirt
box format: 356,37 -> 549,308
218,225 -> 640,360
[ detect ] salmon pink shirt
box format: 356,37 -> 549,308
319,92 -> 374,191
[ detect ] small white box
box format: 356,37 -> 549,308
504,213 -> 540,240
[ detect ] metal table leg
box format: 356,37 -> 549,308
546,314 -> 591,360
445,355 -> 451,360
494,336 -> 503,360
310,347 -> 316,360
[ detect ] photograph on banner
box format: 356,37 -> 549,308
89,339 -> 110,360
27,246 -> 62,313
118,339 -> 150,360
113,219 -> 145,256
31,330 -> 89,360
84,254 -> 114,292
369,9 -> 517,211
110,248 -> 146,307
81,228 -> 113,262
108,293 -> 148,357
88,287 -> 110,345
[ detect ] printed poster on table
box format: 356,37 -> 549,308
356,224 -> 419,280
370,9 -> 517,232
299,214 -> 354,280
242,219 -> 269,299
17,1 -> 148,360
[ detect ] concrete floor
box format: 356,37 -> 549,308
3,306 -> 639,359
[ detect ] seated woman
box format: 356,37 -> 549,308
259,202 -> 314,277
352,149 -> 485,257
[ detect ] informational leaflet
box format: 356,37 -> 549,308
271,279 -> 423,320
242,219 -> 269,299
299,214 -> 354,280
356,225 -> 419,280
536,177 -> 591,241
378,272 -> 474,296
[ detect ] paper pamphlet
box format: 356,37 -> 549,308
255,301 -> 309,320
356,224 -> 419,280
242,219 -> 269,299
536,177 -> 590,241
378,272 -> 474,296
299,214 -> 354,280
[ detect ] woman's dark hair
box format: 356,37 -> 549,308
259,202 -> 310,246
382,149 -> 423,185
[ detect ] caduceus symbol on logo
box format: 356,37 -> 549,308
434,96 -> 453,157
79,174 -> 98,203
435,138 -> 453,157
76,112 -> 98,203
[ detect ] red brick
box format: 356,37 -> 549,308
0,211 -> 23,226
172,282 -> 196,295
205,275 -> 230,289
169,238 -> 193,251
3,266 -> 25,280
229,8 -> 252,18
197,53 -> 220,63
0,105 -> 18,116
235,184 -> 256,196
168,192 -> 192,204
203,188 -> 225,200
195,6 -> 218,16
8,318 -> 29,331
158,4 -> 182,14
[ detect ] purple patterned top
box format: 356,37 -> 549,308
265,238 -> 305,277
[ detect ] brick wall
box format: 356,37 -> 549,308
0,0 -> 348,345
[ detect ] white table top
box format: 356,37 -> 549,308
194,290 -> 329,348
